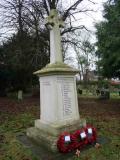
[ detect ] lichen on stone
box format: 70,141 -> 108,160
33,62 -> 79,76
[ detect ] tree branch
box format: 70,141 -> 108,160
43,0 -> 49,15
61,25 -> 89,35
62,0 -> 83,21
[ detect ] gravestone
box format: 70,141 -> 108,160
27,9 -> 86,152
100,88 -> 110,99
18,90 -> 23,100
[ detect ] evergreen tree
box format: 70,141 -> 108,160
96,0 -> 120,79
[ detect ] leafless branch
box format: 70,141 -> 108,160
61,25 -> 89,35
62,0 -> 84,21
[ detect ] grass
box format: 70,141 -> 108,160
73,116 -> 120,160
78,89 -> 120,99
0,98 -> 120,160
0,112 -> 38,160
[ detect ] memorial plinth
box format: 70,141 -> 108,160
27,62 -> 86,151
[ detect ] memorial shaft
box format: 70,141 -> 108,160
46,9 -> 63,63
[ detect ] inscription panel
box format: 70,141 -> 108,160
57,77 -> 75,118
40,78 -> 55,122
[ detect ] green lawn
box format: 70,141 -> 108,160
0,98 -> 120,160
0,112 -> 37,160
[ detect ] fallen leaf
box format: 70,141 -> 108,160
75,149 -> 81,157
95,143 -> 101,149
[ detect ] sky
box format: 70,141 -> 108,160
0,0 -> 107,41
77,0 -> 106,26
64,0 -> 107,68
70,0 -> 107,41
70,0 -> 107,27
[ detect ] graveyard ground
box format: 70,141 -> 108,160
0,97 -> 120,160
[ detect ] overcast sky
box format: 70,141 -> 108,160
0,0 -> 107,41
65,0 -> 107,68
71,0 -> 107,42
71,0 -> 107,30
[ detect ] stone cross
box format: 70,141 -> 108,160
27,10 -> 84,153
46,9 -> 64,63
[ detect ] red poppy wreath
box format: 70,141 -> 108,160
57,125 -> 97,153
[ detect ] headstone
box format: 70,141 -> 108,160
100,88 -> 110,99
27,9 -> 86,152
18,90 -> 23,100
78,89 -> 83,95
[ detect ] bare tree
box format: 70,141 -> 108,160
0,0 -> 27,35
68,30 -> 95,81
22,0 -> 49,68
0,0 -> 96,64
0,0 -> 95,42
